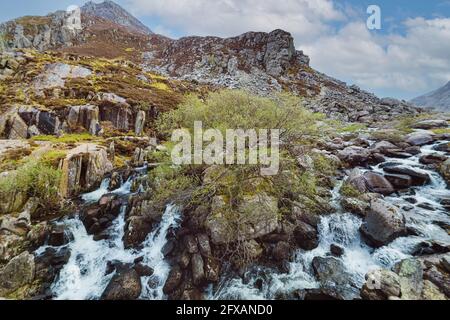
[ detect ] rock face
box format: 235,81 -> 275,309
361,269 -> 401,300
67,105 -> 100,135
33,63 -> 92,92
360,199 -> 407,248
0,252 -> 35,297
101,267 -> 142,300
59,143 -> 113,197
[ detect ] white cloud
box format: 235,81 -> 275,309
125,0 -> 450,99
126,0 -> 344,41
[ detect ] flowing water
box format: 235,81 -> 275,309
35,165 -> 181,300
209,139 -> 450,300
35,140 -> 450,300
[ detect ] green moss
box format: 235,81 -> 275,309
337,123 -> 367,133
432,128 -> 450,135
340,182 -> 362,198
40,150 -> 67,168
31,133 -> 94,144
151,82 -> 171,92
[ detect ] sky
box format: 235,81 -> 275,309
1,0 -> 450,100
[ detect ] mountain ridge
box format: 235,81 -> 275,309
0,0 -> 421,123
411,81 -> 450,112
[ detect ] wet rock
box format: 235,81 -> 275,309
383,166 -> 430,186
439,159 -> 450,184
312,256 -> 360,300
197,234 -> 211,257
341,197 -> 369,217
360,199 -> 407,248
420,153 -> 447,165
101,268 -> 142,300
191,254 -> 205,286
163,266 -> 183,294
405,146 -> 422,155
185,235 -> 199,254
108,172 -> 122,191
204,257 -> 220,283
134,264 -> 154,277
360,269 -> 401,300
434,142 -> 450,153
293,221 -> 319,250
363,172 -> 395,195
394,259 -> 423,300
272,241 -> 291,261
123,216 -> 153,249
384,174 -> 413,190
0,252 -> 35,296
412,120 -> 448,130
384,150 -> 412,159
412,241 -> 450,256
330,244 -> 344,257
48,225 -> 70,247
405,132 -> 434,146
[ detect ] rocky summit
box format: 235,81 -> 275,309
0,0 -> 449,302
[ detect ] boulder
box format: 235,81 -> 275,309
341,197 -> 369,217
338,146 -> 371,166
439,159 -> 450,184
360,269 -> 401,300
59,144 -> 113,198
0,252 -> 35,297
163,266 -> 183,294
405,132 -> 434,146
420,153 -> 447,165
394,259 -> 423,300
312,256 -> 360,300
293,221 -> 319,250
434,142 -> 450,153
101,268 -> 142,300
383,166 -> 430,186
412,120 -> 448,130
363,172 -> 395,195
360,199 -> 407,248
384,174 -> 413,190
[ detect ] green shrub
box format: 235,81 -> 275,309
0,160 -> 62,210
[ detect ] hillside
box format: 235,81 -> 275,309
411,81 -> 450,112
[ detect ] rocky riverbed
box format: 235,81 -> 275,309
2,118 -> 448,301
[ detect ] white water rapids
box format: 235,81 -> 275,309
34,140 -> 450,300
209,140 -> 450,300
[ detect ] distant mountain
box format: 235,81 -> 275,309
0,0 -> 420,123
411,81 -> 450,112
81,0 -> 152,35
